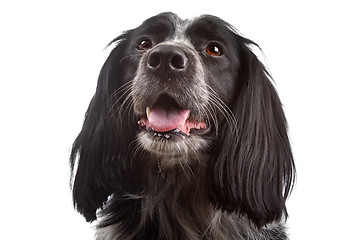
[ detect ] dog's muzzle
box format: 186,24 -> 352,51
134,44 -> 210,141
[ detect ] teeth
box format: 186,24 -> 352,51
152,132 -> 171,139
146,107 -> 151,118
153,132 -> 164,138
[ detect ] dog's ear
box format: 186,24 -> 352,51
208,37 -> 295,227
70,34 -> 137,222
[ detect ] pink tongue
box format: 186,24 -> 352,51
148,106 -> 190,132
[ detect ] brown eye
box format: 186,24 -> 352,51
138,39 -> 152,50
206,43 -> 222,56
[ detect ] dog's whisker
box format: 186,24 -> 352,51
106,83 -> 133,115
203,102 -> 219,135
208,94 -> 237,134
108,80 -> 133,100
205,88 -> 238,135
131,137 -> 145,161
119,53 -> 143,65
106,82 -> 133,118
108,90 -> 134,119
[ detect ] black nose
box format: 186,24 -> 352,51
147,45 -> 188,78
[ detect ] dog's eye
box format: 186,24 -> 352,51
206,43 -> 222,56
137,39 -> 153,50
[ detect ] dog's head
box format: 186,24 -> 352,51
70,12 -> 295,228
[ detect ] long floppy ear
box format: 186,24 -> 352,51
208,37 -> 295,228
70,34 -> 137,222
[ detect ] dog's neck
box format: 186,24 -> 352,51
137,153 -> 228,239
143,153 -> 211,227
96,153 -> 280,240
136,154 -> 247,240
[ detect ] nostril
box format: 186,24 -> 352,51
146,46 -> 188,74
170,54 -> 187,70
148,52 -> 161,68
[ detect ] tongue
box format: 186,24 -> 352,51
148,106 -> 190,132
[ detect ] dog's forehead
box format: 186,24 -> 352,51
137,12 -> 233,42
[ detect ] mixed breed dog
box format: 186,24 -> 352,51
70,12 -> 295,240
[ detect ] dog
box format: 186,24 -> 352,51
70,12 -> 295,240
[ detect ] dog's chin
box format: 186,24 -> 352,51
137,130 -> 210,164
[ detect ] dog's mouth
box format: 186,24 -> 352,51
138,95 -> 209,138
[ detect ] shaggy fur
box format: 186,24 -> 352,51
70,12 -> 295,240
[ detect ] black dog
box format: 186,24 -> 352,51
70,12 -> 295,240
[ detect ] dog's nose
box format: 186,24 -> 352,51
147,45 -> 188,77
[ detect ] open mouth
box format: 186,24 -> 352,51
137,95 -> 209,138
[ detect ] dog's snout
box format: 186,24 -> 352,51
147,45 -> 188,77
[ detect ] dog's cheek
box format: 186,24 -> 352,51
201,53 -> 236,102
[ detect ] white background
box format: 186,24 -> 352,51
1,1 -> 359,239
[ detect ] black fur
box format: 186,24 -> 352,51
70,12 -> 295,239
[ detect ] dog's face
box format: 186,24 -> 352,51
71,12 -> 295,228
129,13 -> 241,158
